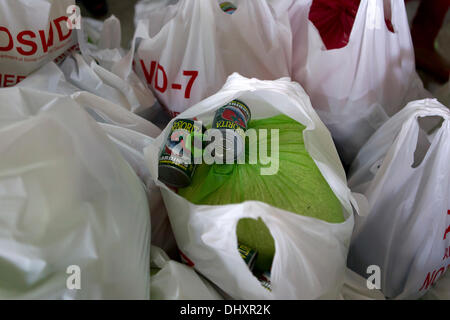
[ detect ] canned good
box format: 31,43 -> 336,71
237,243 -> 258,271
158,119 -> 203,188
211,99 -> 251,161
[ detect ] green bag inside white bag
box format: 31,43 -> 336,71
179,114 -> 344,274
145,74 -> 361,299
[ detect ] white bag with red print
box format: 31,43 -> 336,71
0,0 -> 77,87
288,0 -> 428,165
131,0 -> 291,117
422,269 -> 450,300
347,99 -> 450,299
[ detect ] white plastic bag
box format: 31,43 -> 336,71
59,15 -> 156,114
421,270 -> 450,300
0,87 -> 151,299
17,62 -> 175,257
289,0 -> 429,165
17,62 -> 161,138
339,269 -> 385,300
99,124 -> 177,258
347,98 -> 450,299
0,0 -> 77,87
132,0 -> 292,117
144,73 -> 363,299
150,246 -> 223,300
134,0 -> 179,27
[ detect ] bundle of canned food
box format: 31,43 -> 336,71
157,100 -> 277,289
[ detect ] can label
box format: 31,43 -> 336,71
212,99 -> 251,160
238,243 -> 258,271
159,119 -> 203,187
212,99 -> 250,136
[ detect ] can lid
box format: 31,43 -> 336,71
213,130 -> 245,161
230,99 -> 251,122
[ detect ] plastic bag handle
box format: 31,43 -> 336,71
364,99 -> 449,154
388,0 -> 411,35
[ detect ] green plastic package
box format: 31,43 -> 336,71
179,115 -> 343,272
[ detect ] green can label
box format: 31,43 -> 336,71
238,243 -> 258,271
159,119 -> 203,187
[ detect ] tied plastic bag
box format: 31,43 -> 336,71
0,87 -> 151,299
144,73 -> 364,299
59,15 -> 156,114
0,0 -> 77,87
17,62 -> 161,138
289,0 -> 429,165
131,0 -> 292,117
150,246 -> 223,300
347,99 -> 450,299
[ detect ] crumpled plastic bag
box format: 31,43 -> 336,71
150,246 -> 223,300
99,124 -> 178,258
61,15 -> 156,114
0,87 -> 151,299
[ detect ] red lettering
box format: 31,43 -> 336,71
178,249 -> 194,267
0,26 -> 13,51
3,74 -> 14,87
434,267 -> 445,283
419,264 -> 450,291
444,225 -> 450,240
16,75 -> 26,84
39,23 -> 54,53
419,270 -> 436,291
155,63 -> 167,93
140,59 -> 156,86
183,70 -> 198,99
16,31 -> 37,56
53,16 -> 72,41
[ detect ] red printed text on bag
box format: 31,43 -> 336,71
0,16 -> 72,56
0,73 -> 26,87
139,59 -> 198,99
419,209 -> 450,292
